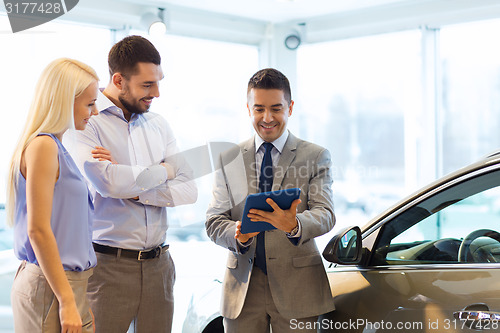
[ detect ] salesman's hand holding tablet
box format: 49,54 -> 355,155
240,188 -> 302,235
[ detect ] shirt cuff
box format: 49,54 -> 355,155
237,238 -> 254,247
286,218 -> 302,238
237,238 -> 253,254
136,164 -> 168,190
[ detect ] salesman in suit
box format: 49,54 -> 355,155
206,68 -> 335,332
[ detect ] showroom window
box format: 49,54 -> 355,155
297,30 -> 421,222
440,19 -> 500,175
0,16 -> 112,203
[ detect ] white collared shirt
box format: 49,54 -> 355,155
246,130 -> 302,241
65,91 -> 197,249
254,130 -> 289,181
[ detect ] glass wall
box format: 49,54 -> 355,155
440,19 -> 500,175
297,30 -> 422,225
0,16 -> 112,203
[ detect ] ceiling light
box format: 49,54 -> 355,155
141,8 -> 167,35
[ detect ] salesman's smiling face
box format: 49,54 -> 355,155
247,88 -> 293,143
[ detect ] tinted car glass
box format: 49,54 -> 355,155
371,169 -> 500,265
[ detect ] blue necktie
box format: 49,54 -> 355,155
255,142 -> 273,274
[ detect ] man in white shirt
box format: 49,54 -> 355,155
69,35 -> 197,332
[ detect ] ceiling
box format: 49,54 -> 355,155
129,0 -> 408,23
68,0 -> 500,45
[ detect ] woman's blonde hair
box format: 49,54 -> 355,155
6,58 -> 99,226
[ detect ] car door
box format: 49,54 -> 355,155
323,167 -> 500,333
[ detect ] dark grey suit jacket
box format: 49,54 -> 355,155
206,132 -> 335,320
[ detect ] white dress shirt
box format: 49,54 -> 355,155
65,91 -> 197,250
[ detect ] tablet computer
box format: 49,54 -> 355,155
241,188 -> 301,234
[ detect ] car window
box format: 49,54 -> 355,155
371,169 -> 500,265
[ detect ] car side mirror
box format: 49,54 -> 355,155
322,226 -> 363,264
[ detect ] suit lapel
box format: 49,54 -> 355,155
242,137 -> 258,195
273,132 -> 298,191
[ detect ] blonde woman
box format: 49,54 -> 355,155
6,58 -> 101,333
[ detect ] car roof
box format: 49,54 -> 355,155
360,151 -> 500,233
485,149 -> 500,159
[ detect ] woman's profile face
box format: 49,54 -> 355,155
74,80 -> 98,130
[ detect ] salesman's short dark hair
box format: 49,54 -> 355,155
247,68 -> 292,104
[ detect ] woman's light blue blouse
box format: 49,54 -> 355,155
13,133 -> 96,271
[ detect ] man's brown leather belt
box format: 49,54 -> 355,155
92,242 -> 169,261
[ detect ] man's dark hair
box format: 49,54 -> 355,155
108,35 -> 161,78
247,68 -> 292,104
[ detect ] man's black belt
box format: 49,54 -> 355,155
93,242 -> 169,261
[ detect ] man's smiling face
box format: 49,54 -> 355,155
118,62 -> 163,116
247,88 -> 293,142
